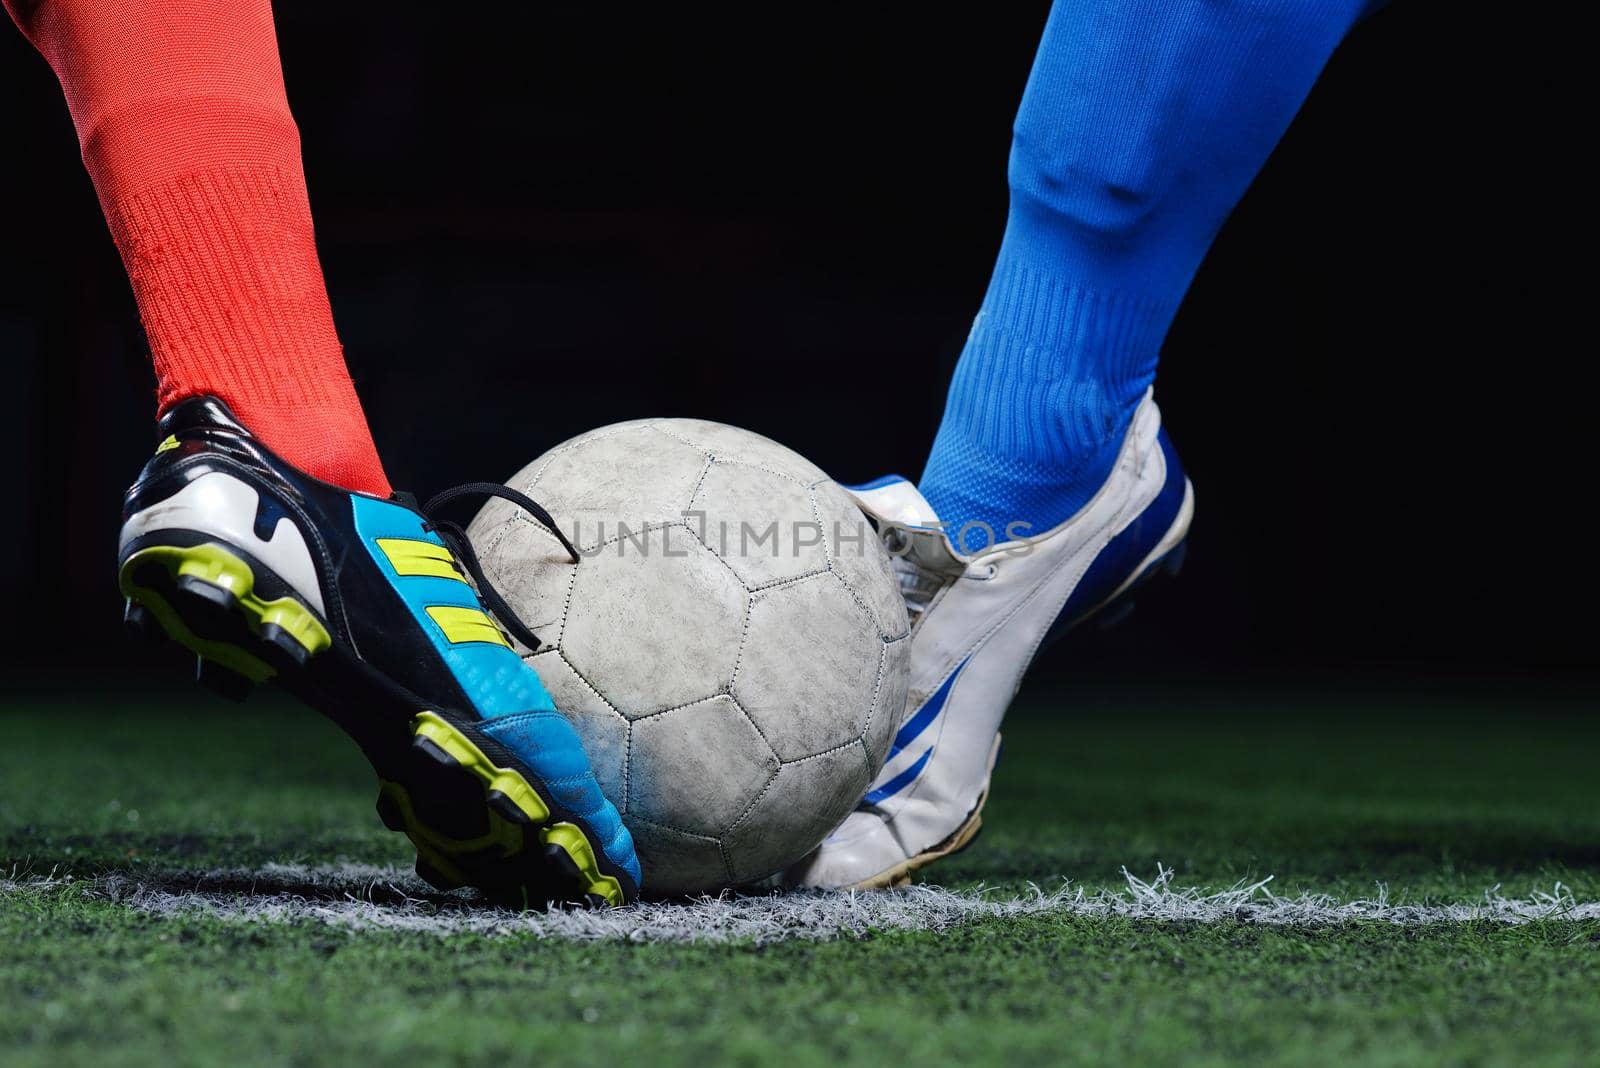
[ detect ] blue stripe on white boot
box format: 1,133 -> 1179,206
788,390 -> 1193,889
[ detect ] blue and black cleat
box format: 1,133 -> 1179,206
117,396 -> 641,907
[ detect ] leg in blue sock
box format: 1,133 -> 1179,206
920,0 -> 1374,552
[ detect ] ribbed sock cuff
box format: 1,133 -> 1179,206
101,157 -> 392,497
103,160 -> 342,409
919,255 -> 1171,547
942,255 -> 1169,465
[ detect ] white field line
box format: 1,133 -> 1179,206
4,864 -> 1598,945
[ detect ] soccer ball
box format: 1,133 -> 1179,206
467,419 -> 910,895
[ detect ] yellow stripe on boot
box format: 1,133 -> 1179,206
425,605 -> 511,647
376,538 -> 467,581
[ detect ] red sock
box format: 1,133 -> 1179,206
7,0 -> 393,497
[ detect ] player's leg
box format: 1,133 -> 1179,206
7,0 -> 641,904
796,0 -> 1375,889
6,0 -> 388,495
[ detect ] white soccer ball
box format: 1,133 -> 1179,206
467,419 -> 910,895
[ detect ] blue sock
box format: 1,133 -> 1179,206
921,0 -> 1374,552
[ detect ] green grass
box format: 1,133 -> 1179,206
4,681 -> 1599,1066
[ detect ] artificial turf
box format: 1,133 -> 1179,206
3,681 -> 1598,1066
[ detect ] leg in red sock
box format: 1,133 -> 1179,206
7,0 -> 645,905
6,0 -> 391,496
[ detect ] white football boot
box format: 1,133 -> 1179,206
789,389 -> 1193,889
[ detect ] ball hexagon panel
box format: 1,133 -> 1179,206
627,694 -> 779,839
628,818 -> 729,897
523,650 -> 629,808
722,742 -> 873,884
811,482 -> 910,641
862,637 -> 910,768
509,425 -> 710,553
689,461 -> 829,589
732,575 -> 883,761
522,418 -> 659,475
469,520 -> 577,653
650,418 -> 828,486
560,525 -> 747,717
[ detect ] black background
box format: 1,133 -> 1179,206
0,4 -> 1587,684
